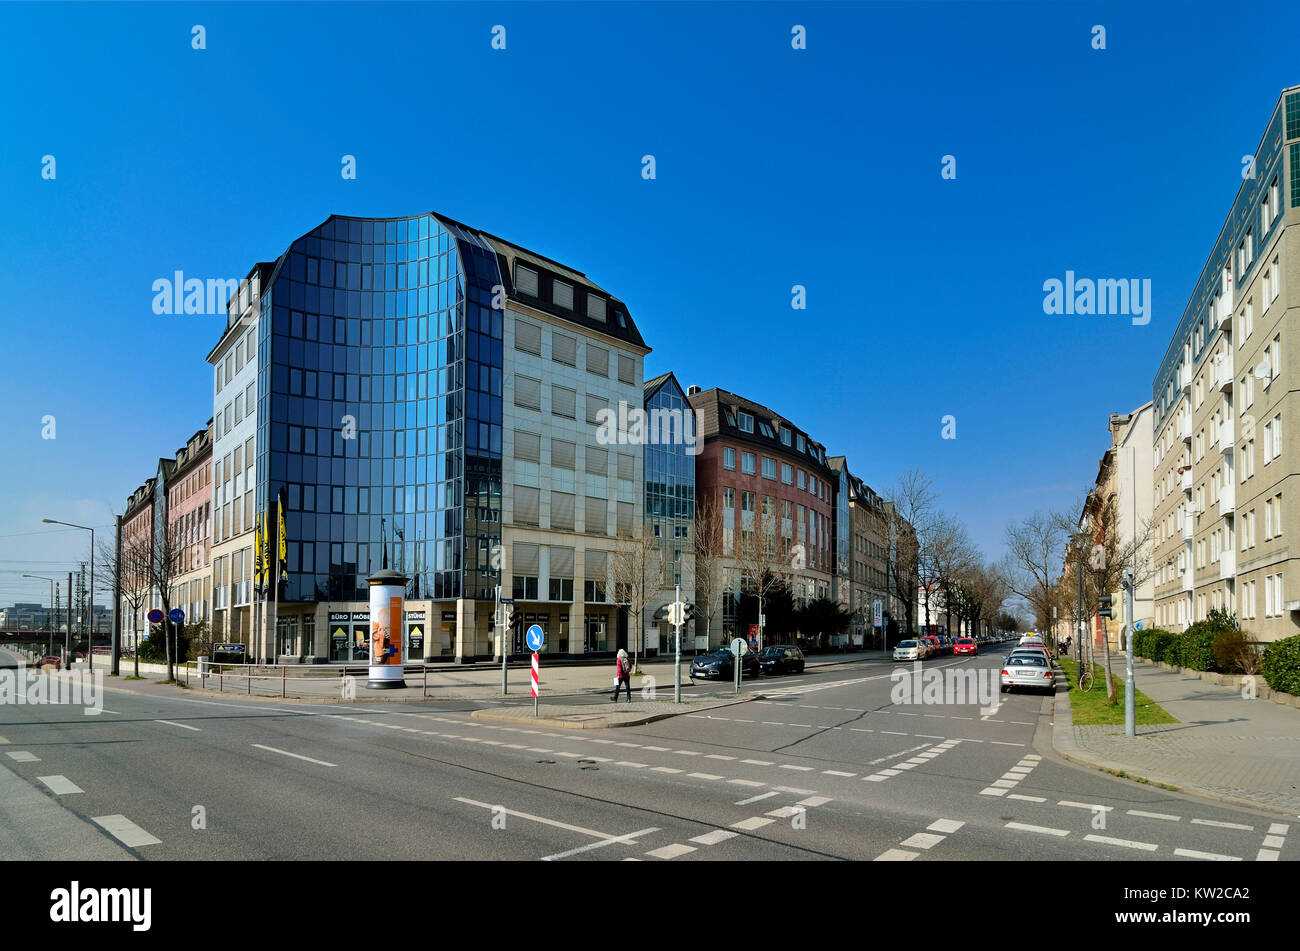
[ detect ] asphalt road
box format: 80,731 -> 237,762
0,647 -> 1292,861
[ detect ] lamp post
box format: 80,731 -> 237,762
44,519 -> 95,670
22,574 -> 56,657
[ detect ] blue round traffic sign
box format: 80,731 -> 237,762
168,608 -> 186,623
526,624 -> 544,652
147,609 -> 164,624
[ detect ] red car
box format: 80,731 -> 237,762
37,655 -> 62,670
952,637 -> 977,656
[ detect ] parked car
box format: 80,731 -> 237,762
758,645 -> 806,675
920,636 -> 941,657
690,648 -> 760,680
953,637 -> 977,656
1008,645 -> 1052,664
1000,654 -> 1056,693
37,654 -> 61,670
893,639 -> 922,662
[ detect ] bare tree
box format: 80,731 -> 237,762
146,519 -> 188,682
925,516 -> 977,634
610,527 -> 661,674
99,530 -> 153,678
1001,511 -> 1069,647
887,469 -> 938,638
692,494 -> 726,652
732,505 -> 789,651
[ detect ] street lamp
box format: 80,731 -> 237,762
22,574 -> 56,657
43,519 -> 95,670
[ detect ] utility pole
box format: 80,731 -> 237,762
66,571 -> 73,665
1124,567 -> 1136,736
112,514 -> 122,676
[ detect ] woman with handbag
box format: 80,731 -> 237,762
611,648 -> 632,702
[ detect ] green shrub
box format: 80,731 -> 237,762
1179,629 -> 1218,671
1148,631 -> 1177,665
1261,635 -> 1300,696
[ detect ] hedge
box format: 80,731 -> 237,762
1261,634 -> 1300,696
1178,629 -> 1218,671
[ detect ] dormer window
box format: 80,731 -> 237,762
515,264 -> 538,296
738,412 -> 754,434
758,421 -> 774,439
587,294 -> 606,322
553,280 -> 574,310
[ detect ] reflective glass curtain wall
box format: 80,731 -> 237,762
255,214 -> 503,606
644,377 -> 696,587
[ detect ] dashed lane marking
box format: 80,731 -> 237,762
645,843 -> 696,860
1084,834 -> 1158,852
92,814 -> 161,848
1006,822 -> 1069,837
250,745 -> 337,767
5,751 -> 39,762
691,830 -> 739,846
541,827 -> 661,862
1128,810 -> 1180,822
735,792 -> 778,806
1191,818 -> 1253,831
1173,848 -> 1242,861
731,816 -> 775,831
38,775 -> 83,795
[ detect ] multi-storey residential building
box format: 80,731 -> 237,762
209,212 -> 648,663
829,458 -> 890,646
165,423 -> 214,629
1152,86 -> 1300,640
120,478 -> 155,650
643,372 -> 696,656
687,387 -> 835,647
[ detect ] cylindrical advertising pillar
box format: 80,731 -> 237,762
366,568 -> 409,689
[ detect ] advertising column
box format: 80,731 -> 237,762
367,568 -> 408,689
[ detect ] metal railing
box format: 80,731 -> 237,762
190,660 -> 434,698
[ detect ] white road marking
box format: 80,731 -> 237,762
741,759 -> 774,766
1085,834 -> 1158,852
155,719 -> 201,732
1257,849 -> 1280,861
1190,818 -> 1253,831
1261,835 -> 1285,849
822,770 -> 856,777
642,746 -> 671,751
691,830 -> 739,846
727,779 -> 765,787
1060,801 -> 1112,812
780,764 -> 814,771
0,735 -> 8,743
456,798 -> 644,843
767,806 -> 803,818
1006,822 -> 1069,837
735,791 -> 778,806
92,814 -> 161,848
991,779 -> 1018,788
616,762 -> 648,769
1173,848 -> 1242,861
38,775 -> 83,795
1128,810 -> 1180,822
798,796 -> 832,807
928,819 -> 965,834
1007,794 -> 1047,803
731,816 -> 774,831
672,750 -> 702,756
1268,823 -> 1290,835
901,832 -> 946,849
774,786 -> 816,795
5,751 -> 39,762
688,773 -> 723,781
645,843 -> 696,860
705,754 -> 736,761
650,766 -> 682,774
874,848 -> 919,861
250,744 -> 336,767
541,826 -> 660,862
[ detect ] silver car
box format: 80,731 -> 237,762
893,639 -> 921,661
1000,654 -> 1056,693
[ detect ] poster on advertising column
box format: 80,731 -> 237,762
371,596 -> 403,666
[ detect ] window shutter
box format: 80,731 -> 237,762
585,549 -> 608,580
586,394 -> 609,425
586,446 -> 608,475
553,280 -> 574,310
551,439 -> 576,470
514,375 -> 541,409
549,545 -> 574,579
552,333 -> 577,366
552,385 -> 576,418
617,501 -> 634,537
515,264 -> 538,296
514,320 -> 542,355
551,492 -> 575,530
587,344 -> 609,376
617,353 -> 635,384
617,453 -> 634,481
515,431 -> 541,463
514,486 -> 539,525
585,497 -> 608,535
513,542 -> 540,575
587,295 -> 606,321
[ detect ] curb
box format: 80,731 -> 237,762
1049,677 -> 1299,819
470,694 -> 764,730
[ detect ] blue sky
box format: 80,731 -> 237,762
0,0 -> 1294,605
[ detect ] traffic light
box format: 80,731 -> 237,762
1098,594 -> 1113,619
683,603 -> 697,625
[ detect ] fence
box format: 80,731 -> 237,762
192,660 -> 434,699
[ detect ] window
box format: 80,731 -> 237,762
796,434 -> 805,452
551,492 -> 575,530
514,320 -> 542,355
741,452 -> 756,475
551,439 -> 576,470
552,333 -> 577,366
585,394 -> 609,425
587,294 -> 606,322
617,353 -> 635,385
759,421 -> 774,439
551,385 -> 576,419
515,264 -> 538,296
553,280 -> 574,310
781,463 -> 793,484
584,497 -> 607,535
761,457 -> 776,480
797,470 -> 806,490
780,428 -> 792,447
723,448 -> 736,470
586,344 -> 609,377
1266,498 -> 1274,540
1272,256 -> 1281,302
1273,333 -> 1282,385
1274,493 -> 1283,538
514,375 -> 541,410
738,412 -> 754,434
1273,414 -> 1283,461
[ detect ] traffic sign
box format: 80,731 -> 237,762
526,624 -> 544,652
873,599 -> 884,627
501,597 -> 515,605
730,637 -> 747,657
667,600 -> 686,626
147,609 -> 164,624
168,608 -> 185,624
530,651 -> 540,698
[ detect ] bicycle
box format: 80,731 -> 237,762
1076,660 -> 1095,692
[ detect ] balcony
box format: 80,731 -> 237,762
1218,483 -> 1236,515
1178,414 -> 1193,441
1215,352 -> 1234,392
1181,568 -> 1195,592
1219,417 -> 1235,449
1181,516 -> 1194,540
1180,468 -> 1193,491
1179,365 -> 1192,392
1219,549 -> 1236,581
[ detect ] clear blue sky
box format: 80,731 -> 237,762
0,1 -> 1295,604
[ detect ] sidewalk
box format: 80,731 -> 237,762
1053,653 -> 1300,816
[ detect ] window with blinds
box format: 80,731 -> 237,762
514,375 -> 541,410
513,542 -> 540,575
552,333 -> 577,366
514,485 -> 540,525
515,264 -> 538,296
587,344 -> 609,376
585,497 -> 608,535
617,453 -> 635,481
515,320 -> 542,355
617,501 -> 634,537
552,385 -> 576,419
586,445 -> 608,475
553,280 -> 574,310
586,394 -> 609,425
552,439 -> 576,469
617,353 -> 635,384
584,549 -> 608,601
549,545 -> 574,579
587,294 -> 606,321
514,431 -> 541,463
551,492 -> 576,530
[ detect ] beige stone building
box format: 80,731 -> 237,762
1152,86 -> 1300,641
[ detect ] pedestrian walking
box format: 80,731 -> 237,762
611,648 -> 632,702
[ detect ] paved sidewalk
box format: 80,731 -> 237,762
1053,653 -> 1300,816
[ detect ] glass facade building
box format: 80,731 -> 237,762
253,214 -> 505,609
643,372 -> 696,588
